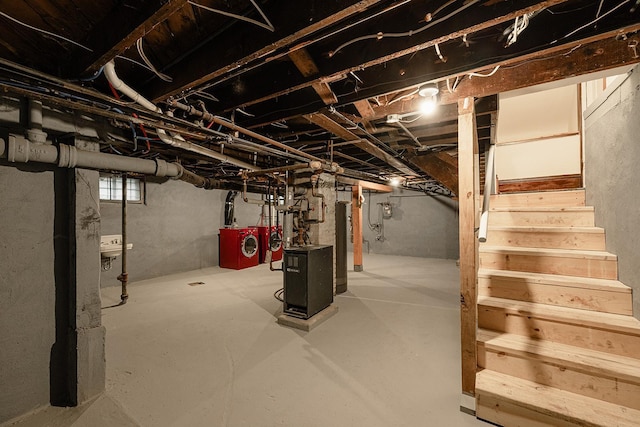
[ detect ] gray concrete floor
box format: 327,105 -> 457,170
8,253 -> 488,427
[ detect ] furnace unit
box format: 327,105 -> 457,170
283,245 -> 333,319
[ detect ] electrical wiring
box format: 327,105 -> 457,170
329,0 -> 480,57
188,0 -> 275,32
468,65 -> 500,78
135,38 -> 173,82
0,11 -> 92,52
551,0 -> 629,44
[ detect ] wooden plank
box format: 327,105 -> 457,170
477,370 -> 640,427
478,332 -> 640,409
479,246 -> 618,280
351,184 -> 363,272
458,96 -> 478,396
477,392 -> 582,427
337,177 -> 392,193
441,34 -> 640,105
289,48 -> 338,105
488,207 -> 595,228
490,189 -> 586,208
478,296 -> 640,358
407,152 -> 458,195
477,269 -> 632,315
498,174 -> 582,193
71,0 -> 189,75
483,226 -> 606,250
304,113 -> 417,176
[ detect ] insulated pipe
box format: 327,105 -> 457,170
224,191 -> 237,227
104,61 -> 257,171
0,134 -> 224,190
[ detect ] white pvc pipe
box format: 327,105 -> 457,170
104,61 -> 257,171
478,143 -> 496,243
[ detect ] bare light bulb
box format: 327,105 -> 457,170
419,97 -> 437,115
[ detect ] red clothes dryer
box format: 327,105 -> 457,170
219,227 -> 259,269
257,225 -> 283,263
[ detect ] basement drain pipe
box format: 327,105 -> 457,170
103,61 -> 257,171
0,134 -> 223,190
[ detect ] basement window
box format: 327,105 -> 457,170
99,175 -> 143,203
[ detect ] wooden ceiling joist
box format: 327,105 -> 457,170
70,0 -> 189,76
147,0 -> 390,101
289,48 -> 338,105
304,112 -> 417,176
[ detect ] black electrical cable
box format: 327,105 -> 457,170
274,288 -> 284,302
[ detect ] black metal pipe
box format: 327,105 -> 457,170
118,173 -> 129,304
224,190 -> 237,227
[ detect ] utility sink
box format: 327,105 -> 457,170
100,235 -> 133,258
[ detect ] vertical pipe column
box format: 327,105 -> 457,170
118,173 -> 129,304
335,201 -> 349,293
458,97 -> 479,398
351,184 -> 363,272
283,173 -> 294,249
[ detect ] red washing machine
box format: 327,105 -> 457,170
219,227 -> 259,270
257,225 -> 283,264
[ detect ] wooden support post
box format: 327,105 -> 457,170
351,184 -> 363,272
458,97 -> 479,399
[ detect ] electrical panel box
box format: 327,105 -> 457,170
283,245 -> 333,319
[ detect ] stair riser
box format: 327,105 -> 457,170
477,278 -> 632,315
490,190 -> 586,209
484,230 -> 606,250
478,306 -> 640,359
479,252 -> 617,280
489,211 -> 594,227
477,394 -> 586,427
478,349 -> 640,410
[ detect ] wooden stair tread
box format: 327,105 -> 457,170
478,296 -> 640,334
490,190 -> 586,208
480,245 -> 617,260
476,370 -> 640,427
478,329 -> 640,384
490,206 -> 594,212
478,269 -> 630,292
487,226 -> 604,233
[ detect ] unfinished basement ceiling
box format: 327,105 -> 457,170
0,0 -> 638,194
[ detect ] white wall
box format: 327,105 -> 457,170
495,85 -> 581,181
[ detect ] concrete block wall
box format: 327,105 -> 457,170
100,181 -> 264,286
584,65 -> 640,319
338,188 -> 459,260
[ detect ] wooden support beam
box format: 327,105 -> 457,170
351,184 -> 363,272
338,177 -> 392,192
439,34 -> 640,104
303,113 -> 417,176
70,0 -> 189,75
289,48 -> 338,105
458,96 -> 479,397
406,152 -> 458,195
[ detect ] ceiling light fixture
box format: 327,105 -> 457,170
417,82 -> 439,115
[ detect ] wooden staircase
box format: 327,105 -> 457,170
475,189 -> 640,427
